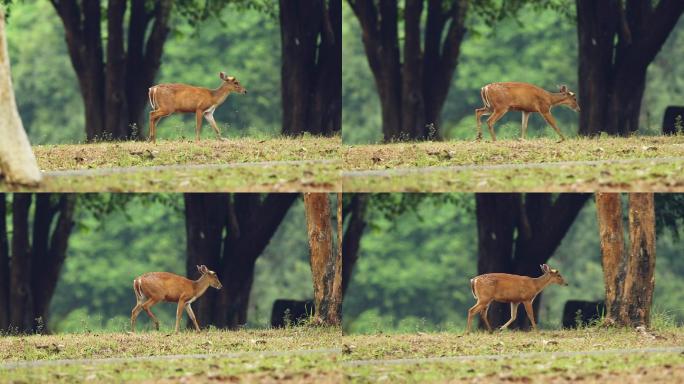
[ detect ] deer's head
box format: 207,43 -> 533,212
557,84 -> 580,112
197,265 -> 223,289
220,72 -> 247,94
540,264 -> 568,286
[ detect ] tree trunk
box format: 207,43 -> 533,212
183,193 -> 296,329
0,10 -> 42,185
597,193 -> 656,327
279,0 -> 341,136
348,0 -> 467,141
576,0 -> 684,136
31,195 -> 76,332
623,193 -> 656,326
304,193 -> 342,325
10,194 -> 33,331
341,194 -> 368,297
476,193 -> 590,329
596,193 -> 626,323
184,193 -> 229,326
0,194 -> 9,329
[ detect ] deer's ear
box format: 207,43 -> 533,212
559,84 -> 568,93
219,72 -> 226,80
196,265 -> 202,273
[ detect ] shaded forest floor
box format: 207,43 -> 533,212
343,136 -> 684,192
0,137 -> 341,192
1,327 -> 682,382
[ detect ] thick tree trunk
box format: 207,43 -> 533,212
349,0 -> 467,141
280,0 -> 341,136
183,193 -> 296,329
0,10 -> 42,185
184,194 -> 229,326
576,0 -> 684,136
0,194 -> 9,329
476,193 -> 589,329
10,194 -> 33,331
31,195 -> 76,332
341,194 -> 368,297
304,193 -> 342,325
597,193 -> 656,327
623,193 -> 656,326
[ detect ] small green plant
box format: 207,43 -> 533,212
674,115 -> 683,135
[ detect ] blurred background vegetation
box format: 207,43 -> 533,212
6,2 -> 281,144
342,2 -> 684,143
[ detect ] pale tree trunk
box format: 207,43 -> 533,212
596,193 -> 656,327
303,193 -> 342,325
0,10 -> 41,185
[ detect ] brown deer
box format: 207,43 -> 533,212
465,264 -> 567,333
148,72 -> 247,143
475,82 -> 580,142
130,265 -> 223,333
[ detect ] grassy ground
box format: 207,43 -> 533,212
1,327 -> 682,383
343,136 -> 684,192
0,136 -> 341,192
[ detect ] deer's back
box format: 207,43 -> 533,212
473,273 -> 536,303
152,83 -> 215,112
483,82 -> 549,112
138,272 -> 194,302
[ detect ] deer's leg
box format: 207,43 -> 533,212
486,109 -> 507,142
142,299 -> 160,330
130,303 -> 144,332
540,110 -> 566,142
521,112 -> 530,139
185,303 -> 201,331
148,110 -> 169,144
475,108 -> 490,141
523,301 -> 538,330
175,299 -> 186,333
499,302 -> 520,330
204,112 -> 225,140
481,303 -> 493,332
195,110 -> 203,142
466,301 -> 485,333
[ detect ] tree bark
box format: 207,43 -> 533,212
304,193 -> 342,325
0,194 -> 9,329
51,0 -> 172,141
341,194 -> 368,297
576,0 -> 684,136
476,193 -> 590,329
10,194 -> 33,331
597,193 -> 657,327
280,0 -> 341,136
348,0 -> 467,141
0,10 -> 42,185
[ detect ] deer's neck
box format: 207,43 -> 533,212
211,83 -> 232,105
530,273 -> 552,294
192,275 -> 212,298
548,92 -> 566,106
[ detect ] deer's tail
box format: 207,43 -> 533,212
480,86 -> 492,111
133,277 -> 145,304
470,278 -> 478,300
148,87 -> 157,111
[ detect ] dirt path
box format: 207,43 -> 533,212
0,348 -> 342,370
343,346 -> 684,367
342,156 -> 684,178
44,159 -> 338,177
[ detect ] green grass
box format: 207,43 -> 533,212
1,327 -> 682,383
0,136 -> 341,192
343,136 -> 684,191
